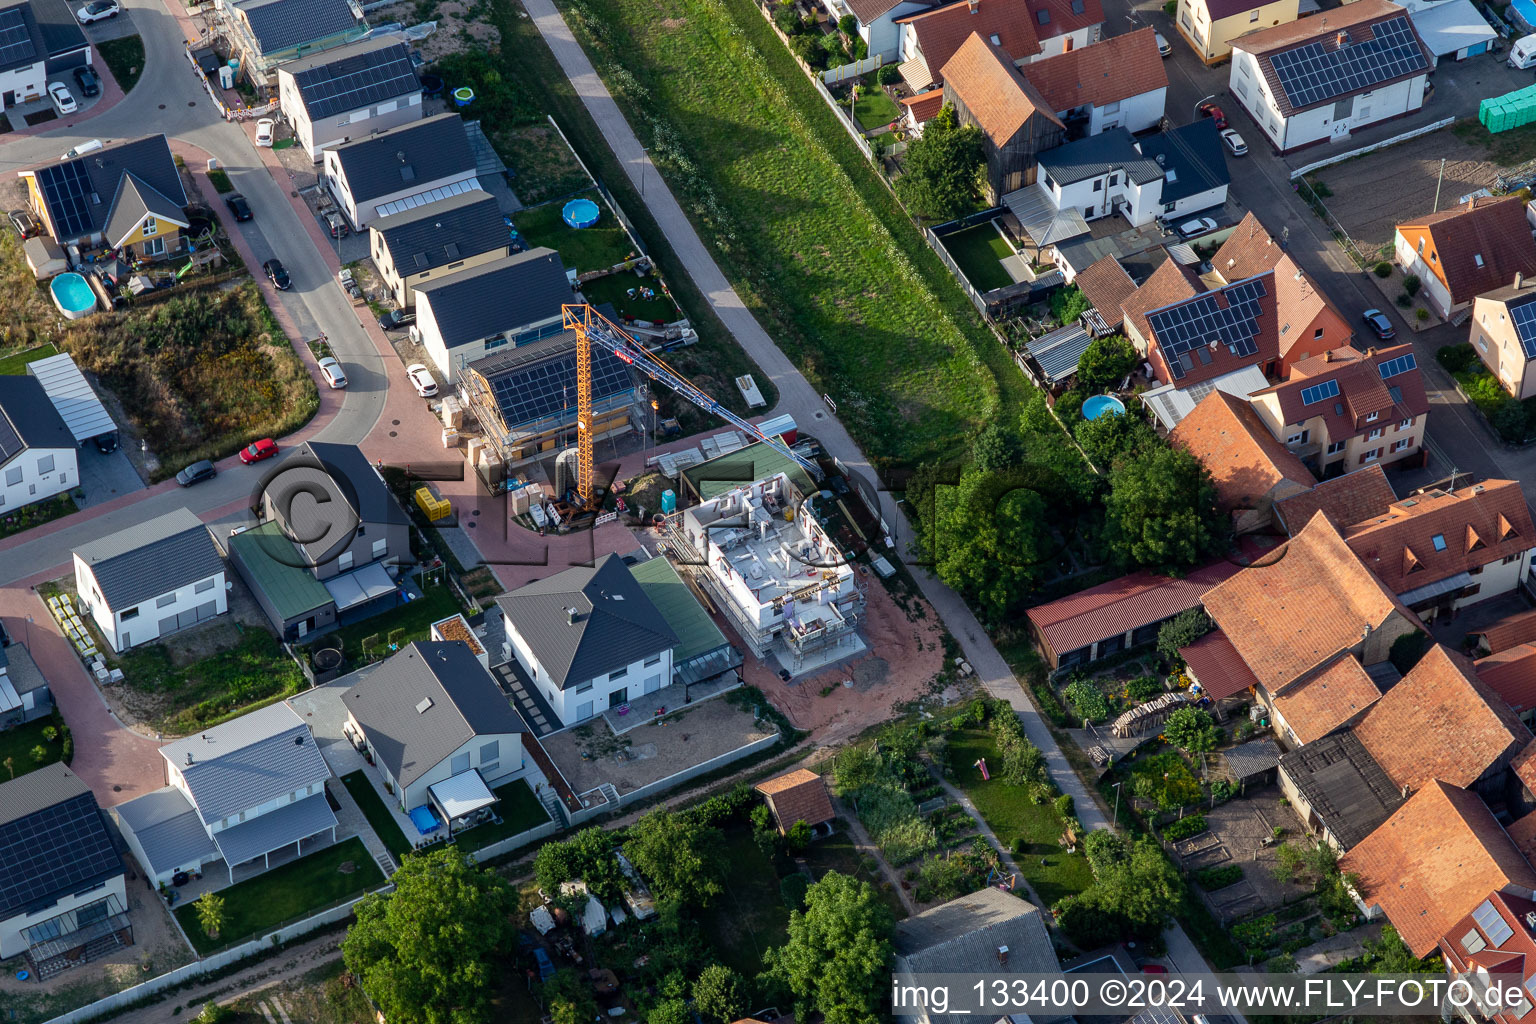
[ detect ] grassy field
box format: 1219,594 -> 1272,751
802,819 -> 908,922
0,342 -> 57,374
0,714 -> 64,780
117,628 -> 305,734
946,729 -> 1094,908
455,779 -> 550,851
59,283 -> 317,479
341,770 -> 412,860
97,35 -> 144,93
176,838 -> 384,954
704,827 -> 792,977
306,584 -> 461,666
580,269 -> 680,322
941,224 -> 1015,292
513,193 -> 636,273
552,0 -> 1031,466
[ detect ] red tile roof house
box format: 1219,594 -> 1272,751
1247,344 -> 1430,477
1395,196 -> 1536,323
1021,0 -> 1106,57
1341,479 -> 1536,624
1016,28 -> 1168,136
754,769 -> 835,834
1272,462 -> 1398,535
1025,561 -> 1240,670
1477,608 -> 1536,657
940,33 -> 1066,199
1169,389 -> 1316,535
1479,643 -> 1536,728
1437,888 -> 1536,1024
895,0 -> 1042,92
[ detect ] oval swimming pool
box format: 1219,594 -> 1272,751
50,272 -> 97,319
1082,394 -> 1126,420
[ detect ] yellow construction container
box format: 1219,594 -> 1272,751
414,486 -> 451,522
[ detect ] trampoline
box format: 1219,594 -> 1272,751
1082,394 -> 1126,420
563,198 -> 601,229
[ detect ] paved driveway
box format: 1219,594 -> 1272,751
75,444 -> 147,508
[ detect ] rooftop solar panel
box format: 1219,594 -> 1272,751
297,48 -> 418,119
1299,378 -> 1340,406
488,347 -> 634,429
0,406 -> 20,463
38,159 -> 96,240
1146,277 -> 1267,381
0,792 -> 119,918
1376,352 -> 1417,379
1512,300 -> 1536,360
1474,899 -> 1515,946
0,8 -> 37,71
1269,17 -> 1426,110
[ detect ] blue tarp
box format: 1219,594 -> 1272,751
409,805 -> 441,835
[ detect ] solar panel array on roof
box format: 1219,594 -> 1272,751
295,44 -> 417,120
1146,278 -> 1267,381
1299,378 -> 1339,405
488,348 -> 634,428
1377,352 -> 1417,379
37,159 -> 96,240
0,792 -> 118,917
0,406 -> 20,465
1269,17 -> 1426,110
1511,299 -> 1536,359
0,7 -> 37,70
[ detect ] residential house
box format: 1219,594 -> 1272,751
1247,344 -> 1429,475
0,640 -> 51,731
1019,28 -> 1167,136
1397,196 -> 1536,322
1272,463 -> 1399,534
26,0 -> 91,78
1467,274 -> 1536,399
1026,561 -> 1240,669
414,248 -> 572,382
1133,118 -> 1233,223
940,32 -> 1065,199
73,508 -> 226,654
19,134 -> 188,259
1268,651 -> 1382,746
0,3 -> 51,115
1229,0 -> 1433,154
0,764 -> 128,971
369,191 -> 510,307
112,702 -> 336,885
1071,253 -> 1138,330
220,0 -> 365,85
324,113 -> 478,230
821,0 -> 937,63
1341,780 -> 1536,957
496,553 -> 680,727
1169,389 -> 1316,534
894,0 -> 1041,91
1275,729 -> 1405,849
228,442 -> 411,639
1120,254 -> 1202,352
892,888 -> 1062,1024
626,554 -> 743,691
1034,129 -> 1170,229
1140,271 -> 1283,391
1176,0 -> 1299,63
754,768 -> 836,835
1023,0 -> 1105,56
0,375 -> 76,513
1341,479 -> 1536,621
276,37 -> 421,162
342,640 -> 527,827
1478,643 -> 1536,725
1437,889 -> 1536,1024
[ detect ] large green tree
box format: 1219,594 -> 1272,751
1075,334 -> 1138,391
693,964 -> 751,1024
934,467 -> 1054,624
1073,413 -> 1155,470
766,871 -> 893,1024
624,808 -> 723,908
1162,707 -> 1219,753
970,423 -> 1024,472
1103,446 -> 1225,573
343,848 -> 519,1024
533,826 -> 625,902
1056,837 -> 1182,948
895,104 -> 985,220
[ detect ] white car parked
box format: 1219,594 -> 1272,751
405,363 -> 438,398
48,82 -> 76,115
254,118 -> 275,147
1220,128 -> 1248,157
317,356 -> 348,389
75,0 -> 119,22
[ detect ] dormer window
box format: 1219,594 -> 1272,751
1365,411 -> 1378,422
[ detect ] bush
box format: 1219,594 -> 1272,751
1125,676 -> 1164,703
1403,273 -> 1421,297
1164,707 -> 1219,753
849,36 -> 868,59
205,168 -> 234,194
780,873 -> 811,909
1494,400 -> 1531,442
1195,865 -> 1244,890
1373,261 -> 1392,277
789,33 -> 826,68
1062,680 -> 1109,722
1157,608 -> 1213,662
877,63 -> 901,85
838,12 -> 856,33
1054,794 -> 1075,819
1415,308 -> 1429,322
1395,293 -> 1412,307
1438,343 -> 1478,374
1162,815 -> 1208,841
1163,0 -> 1176,13
772,1 -> 801,33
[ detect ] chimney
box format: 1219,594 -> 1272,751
968,0 -> 978,11
1518,271 -> 1526,290
1335,30 -> 1348,47
1400,783 -> 1412,799
998,945 -> 1010,965
185,752 -> 194,766
1323,349 -> 1331,362
567,607 -> 579,625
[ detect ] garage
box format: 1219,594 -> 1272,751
26,352 -> 116,448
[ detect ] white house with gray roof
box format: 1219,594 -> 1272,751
496,554 -> 679,728
0,375 -> 76,515
73,507 -> 226,653
323,113 -> 479,230
342,640 -> 527,827
113,702 -> 336,885
276,36 -> 422,162
369,191 -> 511,307
415,247 -> 572,382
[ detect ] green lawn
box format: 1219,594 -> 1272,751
941,224 -> 1016,292
580,269 -> 680,323
801,819 -> 908,923
341,771 -> 412,861
703,827 -> 792,977
0,343 -> 57,375
513,194 -> 637,274
96,35 -> 144,94
175,838 -> 385,954
852,86 -> 901,131
455,779 -> 550,852
308,584 -> 462,666
0,714 -> 65,780
116,628 -> 304,734
946,728 -> 1094,909
551,0 -> 1032,466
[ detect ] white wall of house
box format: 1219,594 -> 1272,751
0,874 -> 126,959
1393,230 -> 1454,318
1087,87 -> 1166,135
0,61 -> 47,113
397,732 -> 525,812
415,292 -> 563,384
0,447 -> 76,514
1036,22 -> 1104,57
1038,166 -> 1164,227
859,1 -> 931,60
278,73 -> 423,162
1231,49 -> 1425,151
503,616 -> 673,727
75,558 -> 227,654
1163,181 -> 1228,221
322,149 -> 477,229
1448,549 -> 1534,613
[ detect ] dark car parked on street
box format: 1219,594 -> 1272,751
264,258 -> 291,290
224,193 -> 252,221
175,459 -> 217,486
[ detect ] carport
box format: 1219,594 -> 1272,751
26,352 -> 116,447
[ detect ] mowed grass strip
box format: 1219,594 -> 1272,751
555,0 -> 1031,466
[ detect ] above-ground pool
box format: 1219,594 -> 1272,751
563,198 -> 601,229
50,273 -> 97,319
1082,394 -> 1126,420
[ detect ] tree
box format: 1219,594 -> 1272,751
785,819 -> 813,853
934,467 -> 1053,624
647,1000 -> 692,1024
694,964 -> 750,1024
1389,629 -> 1430,674
195,893 -> 225,940
1076,334 -> 1138,391
1157,608 -> 1213,662
30,744 -> 47,763
543,968 -> 599,1024
2,756 -> 12,780
895,104 -> 985,221
765,871 -> 894,1024
343,847 -> 519,1024
1363,926 -> 1439,973
1163,707 -> 1219,753
534,826 -> 625,902
1073,413 -> 1154,470
1050,285 -> 1092,326
625,809 -> 723,908
1084,829 -> 1130,875
1055,837 -> 1182,948
1103,446 -> 1225,574
970,423 -> 1023,471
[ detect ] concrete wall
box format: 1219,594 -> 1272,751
0,445 -> 77,513
75,556 -> 226,653
1087,87 -> 1166,136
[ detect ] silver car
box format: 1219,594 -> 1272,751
317,356 -> 348,389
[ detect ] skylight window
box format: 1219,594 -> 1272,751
1431,534 -> 1447,552
1475,254 -> 1485,268
1474,900 -> 1515,945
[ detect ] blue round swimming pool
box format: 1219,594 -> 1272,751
50,273 -> 97,319
1082,394 -> 1126,420
563,198 -> 601,229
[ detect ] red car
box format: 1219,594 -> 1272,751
239,438 -> 278,464
1199,102 -> 1228,129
